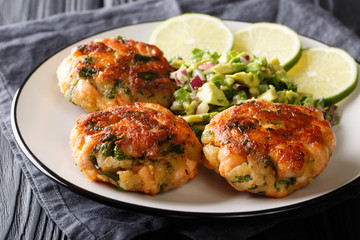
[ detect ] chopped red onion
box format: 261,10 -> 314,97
174,74 -> 182,86
233,84 -> 245,91
240,55 -> 250,64
190,92 -> 199,101
190,75 -> 204,91
196,102 -> 210,114
180,69 -> 188,76
192,69 -> 206,81
170,71 -> 176,79
170,72 -> 181,86
171,68 -> 189,86
198,63 -> 214,70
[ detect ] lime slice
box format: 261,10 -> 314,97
287,47 -> 358,106
149,13 -> 233,61
233,22 -> 302,70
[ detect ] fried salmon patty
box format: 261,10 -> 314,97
201,99 -> 336,198
58,38 -> 175,112
70,103 -> 202,194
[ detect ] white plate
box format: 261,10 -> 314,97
11,21 -> 360,217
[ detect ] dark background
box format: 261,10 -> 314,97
1,0 -> 360,38
1,0 -> 360,239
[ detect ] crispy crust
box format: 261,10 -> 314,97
58,38 -> 175,112
71,102 -> 202,195
201,99 -> 336,198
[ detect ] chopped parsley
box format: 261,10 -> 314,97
114,145 -> 133,160
259,156 -> 275,169
84,56 -> 96,64
134,54 -> 160,63
228,122 -> 256,133
278,177 -> 297,189
106,80 -> 123,99
79,67 -> 97,78
165,162 -> 173,173
234,174 -> 252,183
248,185 -> 258,190
162,143 -> 185,155
160,183 -> 168,192
137,72 -> 157,81
89,146 -> 120,183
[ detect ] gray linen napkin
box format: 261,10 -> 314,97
1,0 -> 360,239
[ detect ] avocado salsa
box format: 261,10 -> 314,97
169,48 -> 338,129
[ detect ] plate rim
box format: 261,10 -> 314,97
10,19 -> 360,219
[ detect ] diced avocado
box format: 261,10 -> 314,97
170,59 -> 185,68
228,72 -> 260,88
219,50 -> 238,63
277,90 -> 301,104
183,101 -> 200,115
212,63 -> 245,74
220,85 -> 229,91
182,114 -> 204,123
182,112 -> 218,124
209,73 -> 225,86
225,76 -> 235,86
301,95 -> 316,107
258,84 -> 270,94
275,70 -> 287,82
255,57 -> 268,67
232,90 -> 248,105
249,87 -> 259,96
245,62 -> 263,80
197,82 -> 229,106
190,124 -> 205,131
258,85 -> 277,102
285,90 -> 301,104
269,58 -> 284,72
170,101 -> 183,112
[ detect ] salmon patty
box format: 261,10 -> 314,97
201,99 -> 336,198
58,37 -> 175,112
70,102 -> 202,194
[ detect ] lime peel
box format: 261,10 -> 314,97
287,47 -> 358,106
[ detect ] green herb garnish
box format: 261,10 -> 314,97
79,67 -> 97,78
89,145 -> 120,183
160,183 -> 168,192
114,145 -> 133,160
228,122 -> 256,133
162,143 -> 185,155
278,177 -> 297,189
137,72 -> 157,81
84,56 -> 96,64
106,80 -> 123,99
234,174 -> 252,183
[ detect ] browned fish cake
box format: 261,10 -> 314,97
58,38 -> 175,112
201,99 -> 336,198
70,102 -> 202,195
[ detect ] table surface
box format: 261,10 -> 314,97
1,1 -> 360,239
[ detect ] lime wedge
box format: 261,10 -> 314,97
233,22 -> 302,70
149,13 -> 233,61
287,47 -> 358,106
